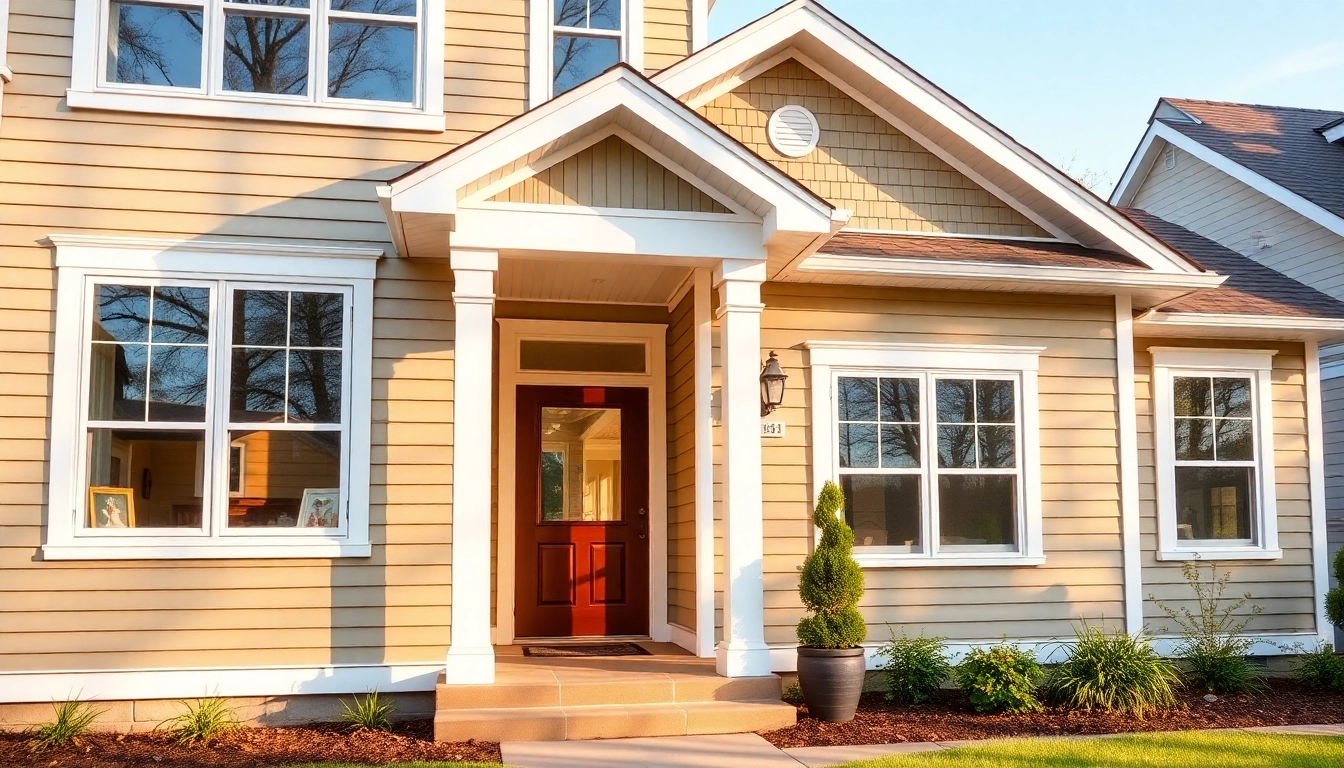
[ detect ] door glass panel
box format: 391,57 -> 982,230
540,407 -> 622,522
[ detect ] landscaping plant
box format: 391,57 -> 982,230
1295,643 -> 1344,690
796,480 -> 865,649
1045,622 -> 1180,717
953,642 -> 1043,714
1151,561 -> 1266,694
28,698 -> 104,751
159,697 -> 241,745
878,630 -> 952,704
1326,548 -> 1344,630
340,689 -> 395,732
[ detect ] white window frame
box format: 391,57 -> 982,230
66,0 -> 445,131
806,341 -> 1045,568
42,234 -> 378,560
1150,347 -> 1281,561
527,0 -> 643,108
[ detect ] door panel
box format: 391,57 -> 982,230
515,385 -> 649,638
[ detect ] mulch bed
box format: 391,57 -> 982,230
761,679 -> 1344,748
0,720 -> 499,767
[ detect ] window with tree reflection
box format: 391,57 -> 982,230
550,0 -> 623,96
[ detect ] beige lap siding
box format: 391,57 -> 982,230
1135,339 -> 1317,634
757,284 -> 1125,644
666,291 -> 697,631
644,0 -> 694,72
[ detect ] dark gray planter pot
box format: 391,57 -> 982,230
796,646 -> 866,722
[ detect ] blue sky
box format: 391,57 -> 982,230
709,1 -> 1344,194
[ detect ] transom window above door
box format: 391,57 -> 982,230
68,0 -> 446,129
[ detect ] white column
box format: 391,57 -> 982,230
1115,294 -> 1143,634
693,268 -> 716,659
445,248 -> 498,685
714,260 -> 771,678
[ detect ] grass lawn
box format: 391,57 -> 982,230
838,731 -> 1344,768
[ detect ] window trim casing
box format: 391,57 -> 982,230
42,234 -> 378,560
1150,347 -> 1282,561
527,0 -> 643,108
806,341 -> 1045,568
67,0 -> 446,131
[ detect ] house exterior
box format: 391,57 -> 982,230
1,0 -> 1341,741
1111,99 -> 1344,643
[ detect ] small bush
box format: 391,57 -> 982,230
1151,561 -> 1266,694
878,631 -> 952,704
796,481 -> 866,649
340,690 -> 394,732
782,683 -> 804,705
953,642 -> 1043,714
1046,623 -> 1180,717
159,697 -> 240,745
1326,549 -> 1344,630
29,699 -> 104,751
1296,643 -> 1344,690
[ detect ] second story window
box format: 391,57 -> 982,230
530,0 -> 638,105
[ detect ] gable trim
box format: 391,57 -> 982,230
1112,121 -> 1344,241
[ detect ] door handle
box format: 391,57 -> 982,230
637,507 -> 647,538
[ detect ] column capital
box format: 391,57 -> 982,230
713,259 -> 766,287
449,248 -> 499,273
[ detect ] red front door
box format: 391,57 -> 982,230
515,385 -> 650,638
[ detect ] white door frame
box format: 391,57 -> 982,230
495,319 -> 670,645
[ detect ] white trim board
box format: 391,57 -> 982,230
1115,295 -> 1144,634
0,663 -> 443,704
1306,340 -> 1333,647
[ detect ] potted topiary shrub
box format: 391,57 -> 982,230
795,480 -> 867,722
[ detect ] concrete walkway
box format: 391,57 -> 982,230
500,723 -> 1344,767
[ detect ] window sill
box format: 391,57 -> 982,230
41,541 -> 372,561
853,553 -> 1046,568
1156,548 -> 1283,562
65,88 -> 445,132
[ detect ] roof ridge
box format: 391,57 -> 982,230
1164,97 -> 1343,117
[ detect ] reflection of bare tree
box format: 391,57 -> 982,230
113,9 -> 199,86
552,0 -> 619,92
232,291 -> 342,423
220,12 -> 310,94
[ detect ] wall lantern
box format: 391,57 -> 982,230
760,351 -> 788,416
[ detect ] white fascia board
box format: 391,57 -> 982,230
799,252 -> 1224,292
1144,122 -> 1344,240
1323,122 -> 1344,144
1110,124 -> 1164,207
452,205 -> 767,260
1137,311 -> 1344,341
653,2 -> 1202,274
376,185 -> 410,259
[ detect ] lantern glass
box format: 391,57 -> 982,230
760,352 -> 787,414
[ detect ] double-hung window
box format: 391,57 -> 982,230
809,342 -> 1044,567
68,0 -> 445,129
1150,348 -> 1280,560
44,236 -> 377,559
529,0 -> 641,105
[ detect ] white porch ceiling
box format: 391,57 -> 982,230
498,257 -> 690,306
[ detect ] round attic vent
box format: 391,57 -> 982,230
767,105 -> 820,158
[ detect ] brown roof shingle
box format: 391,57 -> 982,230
1160,99 -> 1344,220
1121,209 -> 1344,319
822,232 -> 1149,270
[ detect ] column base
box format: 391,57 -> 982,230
715,641 -> 773,678
444,645 -> 496,685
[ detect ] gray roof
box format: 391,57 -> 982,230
1159,99 -> 1344,220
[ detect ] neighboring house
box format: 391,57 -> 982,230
1112,98 -> 1344,644
1,0 -> 1341,742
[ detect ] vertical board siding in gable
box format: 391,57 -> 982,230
758,284 -> 1124,642
698,60 -> 1049,237
488,136 -> 731,213
643,0 -> 693,72
1135,339 -> 1317,633
667,291 -> 696,630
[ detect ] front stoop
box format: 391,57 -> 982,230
433,661 -> 795,741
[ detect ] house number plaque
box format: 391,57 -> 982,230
761,421 -> 786,438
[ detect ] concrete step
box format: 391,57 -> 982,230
435,670 -> 782,710
433,699 -> 797,742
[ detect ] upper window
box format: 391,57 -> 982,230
807,342 -> 1044,567
1151,348 -> 1281,560
44,236 -> 377,559
67,0 -> 445,129
529,0 -> 639,105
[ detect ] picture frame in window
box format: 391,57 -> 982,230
88,486 -> 136,529
298,488 -> 341,528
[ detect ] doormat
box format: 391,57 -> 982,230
522,642 -> 652,658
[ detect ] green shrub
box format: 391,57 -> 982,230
953,642 -> 1043,714
29,699 -> 104,751
158,697 -> 240,745
1295,643 -> 1344,690
877,631 -> 952,704
340,690 -> 394,732
1045,623 -> 1180,717
781,683 -> 804,705
1151,562 -> 1265,694
1326,549 -> 1344,630
796,480 -> 866,649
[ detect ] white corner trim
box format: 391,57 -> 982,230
0,662 -> 443,704
1115,295 -> 1143,634
1306,340 -> 1334,646
690,0 -> 709,52
1147,347 -> 1276,371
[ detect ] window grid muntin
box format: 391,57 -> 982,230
1170,372 -> 1259,547
833,370 -> 1026,558
548,0 -> 624,99
836,375 -> 926,555
97,0 -> 423,108
930,374 -> 1021,553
